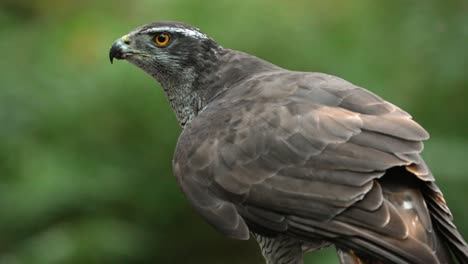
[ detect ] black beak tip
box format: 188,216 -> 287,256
109,47 -> 117,64
109,42 -> 123,64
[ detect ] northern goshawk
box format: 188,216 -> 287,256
109,21 -> 468,264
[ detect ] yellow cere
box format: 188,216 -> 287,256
121,34 -> 130,43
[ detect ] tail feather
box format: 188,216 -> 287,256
423,182 -> 468,263
335,168 -> 468,264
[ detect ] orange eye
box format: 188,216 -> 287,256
155,33 -> 170,46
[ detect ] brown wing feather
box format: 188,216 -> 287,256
174,71 -> 467,263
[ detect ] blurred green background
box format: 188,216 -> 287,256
0,0 -> 467,263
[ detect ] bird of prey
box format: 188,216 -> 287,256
109,21 -> 468,264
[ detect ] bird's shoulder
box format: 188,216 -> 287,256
220,69 -> 412,117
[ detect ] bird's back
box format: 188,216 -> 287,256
174,61 -> 468,263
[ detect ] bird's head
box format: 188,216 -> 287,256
109,21 -> 222,88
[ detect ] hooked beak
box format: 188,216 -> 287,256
110,35 -> 134,64
109,36 -> 152,64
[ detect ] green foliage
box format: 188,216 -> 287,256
0,0 -> 467,263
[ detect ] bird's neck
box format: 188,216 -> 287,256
159,70 -> 203,127
157,48 -> 224,127
160,49 -> 281,127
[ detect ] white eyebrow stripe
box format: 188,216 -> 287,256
140,27 -> 209,39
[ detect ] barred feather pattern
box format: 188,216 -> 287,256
254,233 -> 304,264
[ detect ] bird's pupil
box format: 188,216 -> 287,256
158,35 -> 166,42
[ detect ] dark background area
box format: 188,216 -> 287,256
0,0 -> 467,263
